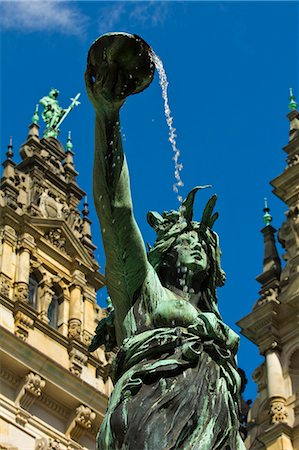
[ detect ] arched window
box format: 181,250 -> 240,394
28,274 -> 39,309
47,284 -> 63,329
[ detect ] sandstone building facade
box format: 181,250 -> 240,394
0,118 -> 112,450
238,101 -> 299,449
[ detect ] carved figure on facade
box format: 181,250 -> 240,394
45,229 -> 67,253
14,282 -> 29,302
68,318 -> 82,340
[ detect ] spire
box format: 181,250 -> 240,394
27,104 -> 40,140
288,88 -> 298,111
256,200 -> 281,296
82,195 -> 89,218
32,104 -> 39,124
287,88 -> 299,142
2,136 -> 16,180
7,136 -> 13,160
81,195 -> 96,255
66,131 -> 73,152
263,197 -> 272,226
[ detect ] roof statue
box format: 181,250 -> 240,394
86,32 -> 245,450
39,89 -> 80,138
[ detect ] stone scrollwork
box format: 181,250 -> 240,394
15,372 -> 46,411
14,310 -> 34,341
66,404 -> 96,441
270,398 -> 288,424
68,347 -> 88,377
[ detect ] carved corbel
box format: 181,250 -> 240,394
270,397 -> 288,424
68,347 -> 88,376
15,372 -> 45,411
65,405 -> 96,441
14,310 -> 34,341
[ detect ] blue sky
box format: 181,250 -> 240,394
1,1 -> 298,401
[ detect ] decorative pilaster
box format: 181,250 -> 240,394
65,404 -> 96,441
68,281 -> 83,340
265,347 -> 288,425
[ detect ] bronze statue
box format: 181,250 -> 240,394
86,32 -> 245,450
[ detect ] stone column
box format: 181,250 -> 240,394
0,225 -> 17,298
265,347 -> 288,424
82,288 -> 96,346
68,284 -> 82,340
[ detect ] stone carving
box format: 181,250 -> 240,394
14,282 -> 29,302
15,372 -> 45,411
82,330 -> 93,347
39,189 -> 63,219
39,282 -> 54,323
86,33 -> 245,449
270,398 -> 288,424
35,438 -> 66,450
45,229 -> 66,253
15,409 -> 32,427
68,318 -> 81,340
66,405 -> 96,441
14,310 -> 34,341
68,347 -> 87,376
0,274 -> 11,297
257,286 -> 280,307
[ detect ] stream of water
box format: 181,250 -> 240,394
150,50 -> 184,204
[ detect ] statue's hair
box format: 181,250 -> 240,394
147,187 -> 226,316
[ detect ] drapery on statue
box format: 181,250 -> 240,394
86,33 -> 245,450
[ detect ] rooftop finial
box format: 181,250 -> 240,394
6,136 -> 13,160
263,197 -> 272,226
82,195 -> 89,218
289,88 -> 298,111
32,104 -> 39,124
66,131 -> 73,151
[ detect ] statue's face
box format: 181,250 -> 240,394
173,230 -> 209,274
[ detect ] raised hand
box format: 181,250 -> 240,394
85,33 -> 154,113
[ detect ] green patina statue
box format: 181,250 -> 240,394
39,89 -> 80,138
86,32 -> 245,450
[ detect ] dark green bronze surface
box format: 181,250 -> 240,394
86,32 -> 245,450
